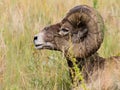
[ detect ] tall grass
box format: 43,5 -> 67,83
0,0 -> 120,90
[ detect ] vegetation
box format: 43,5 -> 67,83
0,0 -> 120,90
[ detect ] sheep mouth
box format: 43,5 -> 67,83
35,44 -> 50,49
35,44 -> 43,47
35,43 -> 55,50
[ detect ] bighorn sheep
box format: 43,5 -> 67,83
34,5 -> 120,90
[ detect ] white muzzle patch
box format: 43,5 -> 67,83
34,32 -> 54,49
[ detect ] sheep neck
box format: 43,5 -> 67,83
66,53 -> 105,82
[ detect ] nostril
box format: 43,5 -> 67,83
34,36 -> 38,40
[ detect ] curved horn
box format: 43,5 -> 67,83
61,5 -> 104,58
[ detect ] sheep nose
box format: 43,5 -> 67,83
34,36 -> 38,41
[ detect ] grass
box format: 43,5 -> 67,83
0,0 -> 120,90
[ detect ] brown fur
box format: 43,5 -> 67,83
34,23 -> 120,90
71,54 -> 120,90
34,5 -> 120,90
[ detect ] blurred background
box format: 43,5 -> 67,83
0,0 -> 120,90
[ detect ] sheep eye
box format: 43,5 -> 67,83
61,28 -> 69,32
59,28 -> 69,36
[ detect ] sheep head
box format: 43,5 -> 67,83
34,5 -> 104,58
34,23 -> 61,50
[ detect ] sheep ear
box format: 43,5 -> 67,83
77,28 -> 88,40
77,21 -> 81,27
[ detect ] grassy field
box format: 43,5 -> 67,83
0,0 -> 120,90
